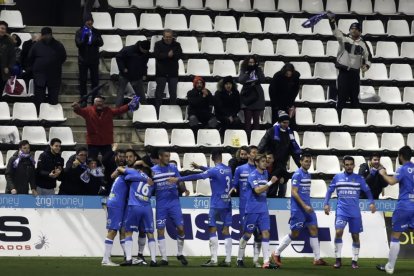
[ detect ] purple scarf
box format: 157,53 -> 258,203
13,151 -> 36,168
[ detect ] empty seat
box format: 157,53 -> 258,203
214,16 -> 237,32
205,0 -> 228,10
114,13 -> 138,30
91,12 -> 113,30
380,156 -> 395,175
144,128 -> 169,146
197,129 -> 221,147
264,17 -> 287,34
301,40 -> 325,57
366,109 -> 391,126
328,132 -> 354,150
340,109 -> 365,126
0,102 -> 10,121
315,108 -> 339,126
351,156 -> 367,173
278,0 -> 300,12
316,155 -> 340,174
0,174 -> 6,193
108,0 -> 130,7
0,126 -> 19,145
200,37 -> 224,54
407,133 -> 414,148
164,14 -> 188,31
289,18 -> 312,35
169,152 -> 182,171
389,64 -> 413,81
251,39 -> 274,55
39,103 -> 66,122
147,81 -> 168,98
49,127 -> 76,146
253,0 -> 276,11
354,132 -> 379,150
350,0 -> 373,13
374,0 -> 396,13
312,19 -> 332,35
131,0 -> 154,8
22,126 -> 47,145
401,42 -> 414,58
195,179 -> 212,196
363,20 -> 385,35
212,60 -> 237,77
225,38 -> 249,55
392,110 -> 414,127
159,105 -> 184,123
301,85 -> 326,102
380,184 -> 399,199
156,0 -> 178,8
189,15 -> 213,32
132,105 -> 158,123
147,58 -> 156,76
250,130 -> 266,146
170,129 -> 195,147
223,130 -> 248,147
338,19 -> 359,34
362,63 -> 388,80
326,0 -> 348,13
0,10 -> 25,28
110,58 -> 119,76
239,17 -> 262,33
187,59 -> 210,76
139,13 -> 163,30
182,153 -> 207,170
403,87 -> 414,103
398,0 -> 414,14
310,180 -> 327,198
125,35 -> 147,47
181,0 -> 203,9
375,41 -> 398,58
314,62 -> 337,79
381,133 -> 405,151
290,62 -> 312,78
326,40 -> 339,57
229,0 -> 251,11
387,20 -> 410,36
302,0 -> 324,13
302,131 -> 327,150
12,102 -> 38,121
378,86 -> 402,103
177,36 -> 199,54
176,82 -> 193,100
100,35 -> 123,52
264,61 -> 284,78
296,107 -> 313,125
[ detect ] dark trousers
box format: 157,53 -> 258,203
116,76 -> 146,107
79,62 -> 99,103
218,115 -> 242,135
34,78 -> 60,112
155,77 -> 178,114
0,79 -> 6,94
336,69 -> 360,118
244,109 -> 261,136
88,144 -> 112,160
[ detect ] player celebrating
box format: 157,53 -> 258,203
170,150 -> 233,267
151,149 -> 188,266
271,154 -> 327,266
324,156 -> 376,269
377,146 -> 414,274
237,154 -> 278,269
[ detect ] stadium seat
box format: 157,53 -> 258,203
253,0 -> 276,11
290,62 -> 312,78
169,152 -> 182,171
144,128 -> 169,147
289,156 -> 315,173
328,132 -> 354,150
389,64 -> 413,81
289,18 -> 312,35
326,41 -> 339,57
350,0 -> 373,13
285,179 -> 292,197
302,131 -> 327,150
301,85 -> 326,102
262,106 -> 272,124
239,17 -> 262,33
223,130 -> 248,147
189,15 -> 213,32
61,151 -> 76,168
351,156 -> 366,173
251,39 -> 274,55
139,13 -> 163,30
182,153 -> 207,170
326,0 -> 348,13
147,81 -> 168,98
156,0 -> 178,8
229,0 -> 251,11
12,102 -> 38,122
149,35 -> 162,53
310,180 -> 327,198
407,133 -> 414,148
125,35 -> 147,47
315,108 -> 339,126
100,35 -> 122,53
398,0 -> 414,14
0,125 -> 19,145
380,183 -> 399,199
401,42 -> 414,58
0,102 -> 10,121
147,58 -> 156,76
159,105 -> 185,123
0,10 -> 25,28
366,109 -> 391,126
314,62 -> 337,79
171,129 -> 196,147
164,14 -> 188,31
39,103 -> 66,122
176,82 -> 192,100
381,133 -> 404,151
313,19 -> 333,35
208,153 -> 232,166
374,0 -> 396,13
187,59 -> 210,76
205,0 -> 228,10
49,127 -> 76,146
316,155 -> 340,174
363,20 -> 385,35
403,87 -> 414,103
338,19 -> 359,34
108,0 -> 130,7
0,152 -> 5,169
263,18 -> 287,34
197,129 -> 221,147
195,179 -> 212,196
387,20 -> 410,36
5,150 -> 16,165
250,130 -> 266,146
295,107 -> 313,125
109,58 -> 119,76
181,0 -> 203,9
0,175 -> 6,193
354,132 -> 379,150
378,86 -> 402,103
214,16 -> 237,32
277,0 -> 300,12
177,36 -> 199,54
91,12 -> 113,30
132,105 -> 158,123
200,37 -> 224,54
114,13 -> 138,30
392,110 -> 414,127
263,61 -> 284,77
362,63 -> 388,80
301,40 -> 325,57
212,60 -> 237,77
131,0 -> 154,8
340,108 -> 365,126
22,126 -> 47,145
302,0 -> 324,13
183,181 -> 194,196
225,38 -> 249,55
375,41 -> 399,58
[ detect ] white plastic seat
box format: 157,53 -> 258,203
39,103 -> 66,122
132,105 -> 158,123
354,132 -> 379,150
362,63 -> 388,80
225,38 -> 249,55
277,0 -> 300,12
326,41 -> 339,57
200,37 -> 224,54
389,64 -> 413,81
223,130 -> 248,147
176,82 -> 193,100
340,109 -> 365,126
301,40 -> 325,57
189,15 -> 213,32
195,179 -> 212,196
301,85 -> 326,102
375,41 -> 398,58
362,20 -> 385,35
286,179 -> 292,197
5,150 -> 16,166
197,129 -> 221,147
159,105 -> 184,123
164,14 -> 188,31
366,109 -> 391,126
182,153 -> 207,170
0,102 -> 10,120
171,129 -> 195,147
110,58 -> 119,76
58,151 -> 73,167
0,126 -> 19,144
239,17 -> 262,33
380,184 -> 399,199
326,0 -> 349,13
177,36 -> 199,54
214,16 -> 237,32
108,0 -> 130,7
310,180 -> 327,198
314,62 -> 337,79
374,0 -> 396,13
0,10 -> 25,28
250,130 -> 266,146
379,156 -> 394,175
22,126 -> 47,145
169,152 -> 182,171
403,87 -> 414,103
400,42 -> 414,58
181,0 -> 203,9
131,0 -> 154,8
302,0 -> 324,13
91,12 -> 113,30
144,128 -> 169,147
100,35 -> 123,53
392,110 -> 414,127
125,35 -> 147,47
407,133 -> 414,148
263,61 -> 284,77
398,0 -> 414,14
338,19 -> 359,34
229,0 -> 251,11
139,13 -> 163,30
114,13 -> 138,30
387,20 -> 410,36
289,156 -> 315,173
312,19 -> 333,35
351,156 -> 367,173
264,17 -> 287,34
378,86 -> 402,103
12,102 -> 38,121
251,39 -> 274,55
295,107 -> 313,125
212,60 -> 237,77
350,0 -> 373,13
290,62 -> 312,78
156,0 -> 178,8
49,127 -> 76,146
253,0 -> 276,11
205,0 -> 228,10
187,59 -> 210,76
302,132 -> 327,150
316,156 -> 340,174
381,133 -> 405,151
315,108 -> 339,126
147,58 -> 156,76
328,132 -> 353,150
289,18 -> 312,35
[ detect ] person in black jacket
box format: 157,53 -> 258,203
59,147 -> 88,195
5,140 -> 37,195
214,76 -> 241,135
269,63 -> 300,124
35,138 -> 64,195
187,76 -> 217,132
115,40 -> 150,106
20,33 -> 40,87
75,16 -> 103,106
101,146 -> 126,193
28,27 -> 67,111
358,153 -> 388,199
153,29 -> 182,114
0,21 -> 15,93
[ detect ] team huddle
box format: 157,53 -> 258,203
101,146 -> 414,274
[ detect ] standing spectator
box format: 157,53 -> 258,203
72,95 -> 133,159
187,76 -> 217,132
228,146 -> 249,175
5,140 -> 37,195
28,27 -> 67,111
35,138 -> 64,195
266,152 -> 274,176
20,33 -> 40,87
153,29 -> 182,114
214,76 -> 241,135
101,145 -> 126,192
327,14 -> 371,117
59,147 -> 88,195
0,21 -> 15,93
81,158 -> 105,195
10,34 -> 22,77
239,55 -> 265,136
75,15 -> 103,106
115,40 -> 150,106
269,63 -> 300,124
358,153 -> 388,199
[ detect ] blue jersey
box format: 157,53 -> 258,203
395,162 -> 414,211
152,164 -> 181,206
232,163 -> 256,209
107,175 -> 128,209
179,163 -> 233,209
291,168 -> 311,213
245,169 -> 269,214
125,169 -> 153,207
324,172 -> 373,218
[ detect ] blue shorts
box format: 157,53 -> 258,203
290,211 -> 318,231
392,209 -> 414,232
106,207 -> 126,231
244,212 -> 270,234
125,205 -> 154,233
335,215 -> 363,233
209,207 -> 232,228
156,202 -> 184,229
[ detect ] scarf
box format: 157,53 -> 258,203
13,151 -> 36,169
80,167 -> 104,183
273,123 -> 301,155
81,26 -> 92,45
128,95 -> 140,112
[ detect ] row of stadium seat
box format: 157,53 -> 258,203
0,150 -> 75,170
0,102 -> 66,123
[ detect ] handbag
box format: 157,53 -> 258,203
3,76 -> 24,95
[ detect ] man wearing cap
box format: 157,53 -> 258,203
28,27 -> 67,111
115,40 -> 150,107
75,15 -> 103,106
327,14 -> 372,118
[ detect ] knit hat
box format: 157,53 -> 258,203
138,40 -> 150,51
192,76 -> 205,88
349,22 -> 361,32
278,110 -> 290,122
222,76 -> 233,84
41,27 -> 52,35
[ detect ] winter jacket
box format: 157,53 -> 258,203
214,79 -> 241,120
358,163 -> 388,199
58,155 -> 87,195
5,151 -> 36,194
238,66 -> 266,111
35,148 -> 64,189
0,34 -> 16,81
153,39 -> 182,77
187,77 -> 214,120
75,26 -> 103,65
269,71 -> 300,110
116,44 -> 149,81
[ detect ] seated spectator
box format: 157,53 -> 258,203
228,146 -> 249,174
5,140 -> 37,195
35,138 -> 64,195
187,76 -> 217,132
20,33 -> 40,86
81,158 -> 105,195
59,147 -> 88,195
359,153 -> 388,199
214,76 -> 241,135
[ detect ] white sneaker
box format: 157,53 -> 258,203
101,260 -> 119,267
132,257 -> 145,265
385,263 -> 394,275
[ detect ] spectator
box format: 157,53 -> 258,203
81,158 -> 105,195
269,63 -> 300,124
59,147 -> 88,195
20,33 -> 40,86
228,146 -> 249,174
71,95 -> 133,159
266,152 -> 274,175
214,76 -> 241,135
358,153 -> 388,199
101,145 -> 126,192
10,34 -> 22,77
75,15 -> 103,106
139,148 -> 160,168
28,27 -> 67,111
5,140 -> 37,195
187,76 -> 217,132
238,55 -> 265,136
0,21 -> 15,92
35,138 -> 64,195
327,14 -> 371,118
153,29 -> 182,114
115,40 -> 150,106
